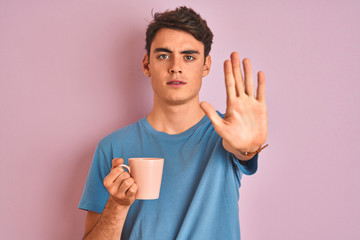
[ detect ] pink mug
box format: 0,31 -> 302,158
120,158 -> 164,200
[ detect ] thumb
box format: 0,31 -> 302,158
200,101 -> 223,128
111,158 -> 124,169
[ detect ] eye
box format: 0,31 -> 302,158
158,54 -> 170,60
184,55 -> 196,61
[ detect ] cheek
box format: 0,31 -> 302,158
197,66 -> 206,78
186,63 -> 204,76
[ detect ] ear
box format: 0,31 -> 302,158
202,55 -> 212,77
142,53 -> 151,77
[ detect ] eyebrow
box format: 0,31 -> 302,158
154,48 -> 200,55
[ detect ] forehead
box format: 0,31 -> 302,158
150,28 -> 204,53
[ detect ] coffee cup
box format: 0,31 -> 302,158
120,158 -> 164,200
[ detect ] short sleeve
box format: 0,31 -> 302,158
78,144 -> 111,213
232,153 -> 258,175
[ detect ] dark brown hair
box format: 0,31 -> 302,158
145,6 -> 213,57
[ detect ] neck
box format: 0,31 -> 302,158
147,98 -> 205,135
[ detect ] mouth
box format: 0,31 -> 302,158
166,80 -> 186,87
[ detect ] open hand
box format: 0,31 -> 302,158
200,52 -> 268,154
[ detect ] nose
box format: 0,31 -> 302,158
169,56 -> 182,74
170,68 -> 182,74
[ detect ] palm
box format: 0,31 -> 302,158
200,52 -> 268,153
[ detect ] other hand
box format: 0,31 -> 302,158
200,52 -> 268,154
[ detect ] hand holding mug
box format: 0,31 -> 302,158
103,158 -> 138,206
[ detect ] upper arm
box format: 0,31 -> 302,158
83,211 -> 102,238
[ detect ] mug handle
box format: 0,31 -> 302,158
119,164 -> 131,174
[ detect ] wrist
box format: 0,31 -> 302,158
108,196 -> 132,212
238,144 -> 269,157
238,145 -> 260,154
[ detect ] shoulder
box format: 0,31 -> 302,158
97,118 -> 145,148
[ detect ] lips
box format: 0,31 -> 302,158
166,80 -> 186,86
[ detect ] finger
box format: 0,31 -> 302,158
243,58 -> 255,97
230,52 -> 244,96
103,166 -> 125,187
118,176 -> 135,194
126,183 -> 138,198
256,71 -> 266,103
111,158 -> 124,170
107,171 -> 130,195
224,59 -> 236,101
200,101 -> 223,128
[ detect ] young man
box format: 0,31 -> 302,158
79,6 -> 268,240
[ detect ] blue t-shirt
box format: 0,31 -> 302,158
79,113 -> 258,239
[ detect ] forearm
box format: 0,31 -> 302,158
83,197 -> 130,240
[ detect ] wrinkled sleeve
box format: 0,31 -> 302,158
229,152 -> 259,190
78,144 -> 111,214
230,153 -> 258,190
232,154 -> 258,176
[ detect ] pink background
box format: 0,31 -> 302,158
1,0 -> 359,239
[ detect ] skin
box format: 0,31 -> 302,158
82,28 -> 268,239
201,52 -> 268,159
143,28 -> 212,134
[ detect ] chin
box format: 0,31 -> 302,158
165,99 -> 189,106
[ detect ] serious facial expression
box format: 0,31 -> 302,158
143,28 -> 211,106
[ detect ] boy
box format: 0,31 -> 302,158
79,6 -> 268,239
